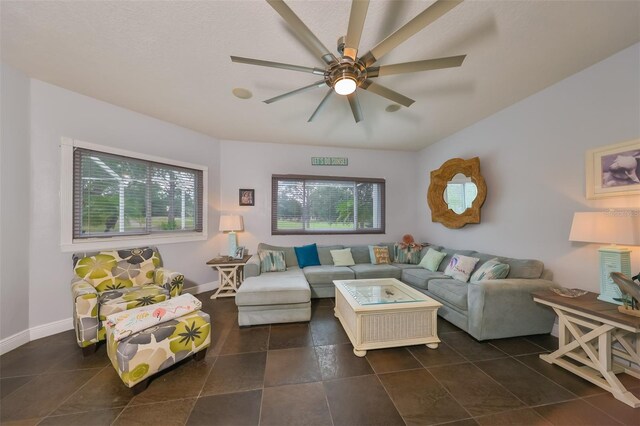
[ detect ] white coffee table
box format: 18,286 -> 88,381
334,278 -> 442,357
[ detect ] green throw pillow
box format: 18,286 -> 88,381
419,248 -> 447,272
258,250 -> 286,273
470,258 -> 510,282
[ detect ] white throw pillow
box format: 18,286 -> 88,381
330,248 -> 355,266
444,254 -> 480,282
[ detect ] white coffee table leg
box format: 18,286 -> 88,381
426,343 -> 439,349
353,348 -> 367,357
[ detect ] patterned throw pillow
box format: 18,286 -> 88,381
368,245 -> 390,265
330,248 -> 356,266
393,244 -> 422,264
444,254 -> 480,282
258,250 -> 286,273
419,248 -> 447,272
470,258 -> 510,282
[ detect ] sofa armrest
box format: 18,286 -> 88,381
244,254 -> 261,279
467,278 -> 559,340
71,278 -> 100,347
154,268 -> 184,297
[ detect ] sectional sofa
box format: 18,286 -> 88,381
236,242 -> 559,340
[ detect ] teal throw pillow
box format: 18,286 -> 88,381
470,258 -> 510,282
294,243 -> 321,269
419,248 -> 446,272
259,250 -> 286,273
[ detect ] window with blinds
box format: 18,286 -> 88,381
73,148 -> 203,239
272,175 -> 385,235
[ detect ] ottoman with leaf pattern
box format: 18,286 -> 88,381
105,295 -> 210,393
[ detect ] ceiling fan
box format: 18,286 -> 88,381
231,0 -> 467,123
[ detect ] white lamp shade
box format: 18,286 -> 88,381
219,214 -> 243,232
569,212 -> 640,246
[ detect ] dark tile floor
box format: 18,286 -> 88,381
1,292 -> 639,425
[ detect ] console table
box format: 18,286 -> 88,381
532,290 -> 640,408
207,255 -> 252,299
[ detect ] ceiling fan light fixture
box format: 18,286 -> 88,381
334,77 -> 357,95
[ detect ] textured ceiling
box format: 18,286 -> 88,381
2,1 -> 639,151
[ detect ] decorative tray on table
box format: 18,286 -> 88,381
551,287 -> 588,298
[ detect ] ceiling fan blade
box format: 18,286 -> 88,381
360,0 -> 463,67
367,55 -> 466,77
308,89 -> 333,122
231,56 -> 325,75
343,0 -> 370,61
266,0 -> 337,65
264,80 -> 327,104
347,92 -> 363,123
360,80 -> 414,107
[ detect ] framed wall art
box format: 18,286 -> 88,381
239,189 -> 255,206
586,139 -> 640,199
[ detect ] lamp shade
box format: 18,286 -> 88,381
569,212 -> 640,246
219,215 -> 243,232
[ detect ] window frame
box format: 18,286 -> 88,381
60,137 -> 208,252
271,174 -> 386,235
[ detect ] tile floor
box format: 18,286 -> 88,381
1,292 -> 639,425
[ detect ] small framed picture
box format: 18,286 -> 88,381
233,246 -> 245,260
239,189 -> 254,206
586,139 -> 640,199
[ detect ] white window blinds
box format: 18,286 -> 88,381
73,148 -> 203,239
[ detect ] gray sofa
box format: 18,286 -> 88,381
236,242 -> 558,340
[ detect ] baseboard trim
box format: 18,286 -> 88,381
183,281 -> 218,295
30,317 -> 74,341
0,281 -> 220,355
0,330 -> 30,355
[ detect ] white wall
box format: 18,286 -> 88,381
1,64 -> 31,340
28,80 -> 221,329
417,43 -> 640,292
219,140 -> 418,253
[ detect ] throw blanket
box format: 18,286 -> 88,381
106,293 -> 202,342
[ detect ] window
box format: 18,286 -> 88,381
60,138 -> 207,250
272,174 -> 385,235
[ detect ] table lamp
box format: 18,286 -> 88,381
569,211 -> 640,304
219,214 -> 243,256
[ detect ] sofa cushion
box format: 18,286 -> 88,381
419,248 -> 447,272
303,265 -> 355,284
330,248 -> 355,266
503,258 -> 544,279
294,244 -> 321,268
236,269 -> 310,306
369,245 -> 391,264
393,244 -> 421,264
318,245 -> 344,265
258,243 -> 298,267
470,258 -> 510,282
401,269 -> 449,290
428,279 -> 469,311
391,263 -> 424,270
349,264 -> 401,279
347,245 -> 372,264
259,250 -> 287,273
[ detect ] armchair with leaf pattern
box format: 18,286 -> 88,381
71,246 -> 184,354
